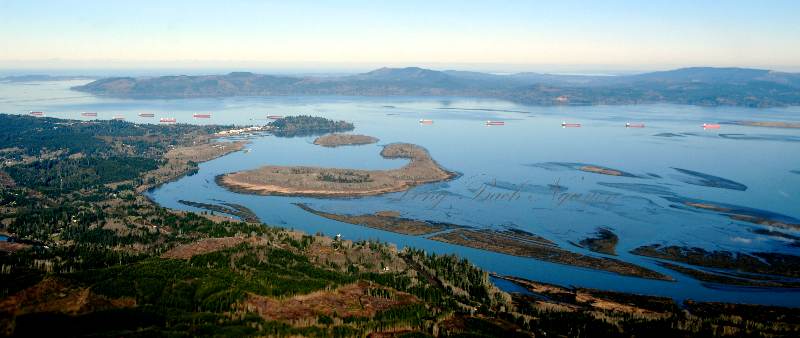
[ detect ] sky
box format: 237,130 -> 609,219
1,0 -> 799,73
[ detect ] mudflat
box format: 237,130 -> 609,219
313,133 -> 379,147
733,121 -> 800,129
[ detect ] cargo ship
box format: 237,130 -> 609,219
29,111 -> 44,117
193,113 -> 211,118
138,113 -> 155,118
419,119 -> 434,124
561,121 -> 581,128
702,123 -> 721,129
81,112 -> 98,117
485,121 -> 505,126
160,118 -> 177,123
267,115 -> 283,120
112,115 -> 125,121
625,122 -> 645,128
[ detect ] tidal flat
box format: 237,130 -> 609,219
312,133 -> 379,147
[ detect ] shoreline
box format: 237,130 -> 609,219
216,143 -> 459,198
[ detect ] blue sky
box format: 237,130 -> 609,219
1,0 -> 799,72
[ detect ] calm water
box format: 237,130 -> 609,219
3,80 -> 800,306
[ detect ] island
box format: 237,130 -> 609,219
430,229 -> 671,281
294,203 -> 458,235
579,165 -> 630,177
575,227 -> 619,255
313,133 -> 379,147
268,115 -> 354,137
217,143 -> 457,197
631,244 -> 800,288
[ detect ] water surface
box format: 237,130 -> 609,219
3,80 -> 800,306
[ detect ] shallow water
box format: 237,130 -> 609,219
3,80 -> 800,306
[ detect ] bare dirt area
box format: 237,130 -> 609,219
0,171 -> 15,188
217,143 -> 456,197
313,133 -> 379,147
161,236 -> 266,259
0,277 -> 136,335
579,165 -> 626,176
0,241 -> 31,253
242,280 -> 418,326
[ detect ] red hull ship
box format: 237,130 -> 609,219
193,114 -> 211,118
561,122 -> 581,128
160,118 -> 177,123
419,119 -> 434,124
29,111 -> 44,117
702,123 -> 721,129
267,115 -> 283,119
625,122 -> 645,128
485,121 -> 505,126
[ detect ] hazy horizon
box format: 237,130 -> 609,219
2,62 -> 800,79
2,0 -> 799,74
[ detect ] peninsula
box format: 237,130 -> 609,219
217,143 -> 456,197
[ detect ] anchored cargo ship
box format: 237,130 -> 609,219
702,123 -> 721,129
138,113 -> 155,118
160,118 -> 177,123
267,115 -> 283,119
193,113 -> 211,118
625,122 -> 645,128
561,121 -> 581,128
485,121 -> 505,126
81,112 -> 98,117
29,111 -> 44,117
419,119 -> 434,124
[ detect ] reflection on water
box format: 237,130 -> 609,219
3,80 -> 800,306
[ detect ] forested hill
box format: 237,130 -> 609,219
72,66 -> 800,107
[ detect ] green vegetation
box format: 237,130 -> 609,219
6,156 -> 158,194
268,115 -> 354,137
1,114 -> 798,337
73,67 -> 800,108
317,170 -> 373,183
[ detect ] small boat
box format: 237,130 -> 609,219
267,115 -> 283,120
561,121 -> 581,128
160,118 -> 177,123
625,122 -> 645,128
702,123 -> 721,129
112,115 -> 125,121
29,111 -> 44,117
81,112 -> 97,117
193,113 -> 211,118
485,121 -> 505,126
419,119 -> 434,124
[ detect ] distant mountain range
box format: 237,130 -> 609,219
71,67 -> 800,107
